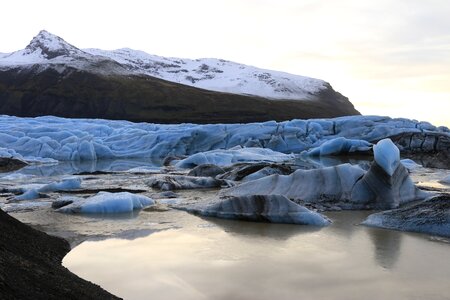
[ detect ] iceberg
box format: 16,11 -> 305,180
179,195 -> 331,226
174,147 -> 294,168
13,177 -> 82,200
223,139 -> 428,210
362,195 -> 450,237
57,192 -> 155,214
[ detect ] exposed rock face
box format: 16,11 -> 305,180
180,194 -> 331,226
362,195 -> 450,237
0,209 -> 119,299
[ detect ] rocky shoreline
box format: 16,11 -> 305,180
0,208 -> 120,300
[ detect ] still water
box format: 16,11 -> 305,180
64,210 -> 450,300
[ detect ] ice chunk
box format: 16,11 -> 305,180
180,195 -> 331,226
439,175 -> 450,185
58,192 -> 155,214
175,147 -> 294,168
362,195 -> 450,237
305,137 -> 372,156
373,139 -> 400,176
13,177 -> 82,200
223,164 -> 366,204
400,159 -> 422,171
38,177 -> 81,192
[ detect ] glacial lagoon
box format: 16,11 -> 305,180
1,156 -> 449,300
62,210 -> 450,300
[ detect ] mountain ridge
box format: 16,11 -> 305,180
0,30 -> 360,123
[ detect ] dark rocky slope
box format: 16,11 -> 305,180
0,209 -> 120,300
0,66 -> 359,124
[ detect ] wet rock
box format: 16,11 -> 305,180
180,194 -> 331,226
0,157 -> 28,173
187,164 -> 225,178
152,191 -> 179,199
218,162 -> 294,181
51,196 -> 82,209
362,194 -> 450,237
147,174 -> 229,191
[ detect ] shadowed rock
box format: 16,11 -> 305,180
0,208 -> 119,299
180,195 -> 331,226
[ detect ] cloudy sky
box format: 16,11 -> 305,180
1,0 -> 449,126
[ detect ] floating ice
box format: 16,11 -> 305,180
362,195 -> 450,237
175,147 -> 294,168
223,164 -> 366,204
180,195 -> 331,226
58,192 -> 155,214
13,177 -> 82,200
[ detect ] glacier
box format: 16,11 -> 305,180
0,115 -> 448,163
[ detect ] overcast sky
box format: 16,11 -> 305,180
1,0 -> 449,126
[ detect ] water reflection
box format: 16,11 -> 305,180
366,227 -> 402,269
203,216 -> 321,240
64,211 -> 450,300
15,158 -> 163,177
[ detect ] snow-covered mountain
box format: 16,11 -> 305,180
0,30 -> 359,123
84,48 -> 325,100
2,30 -> 325,100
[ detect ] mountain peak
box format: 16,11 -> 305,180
25,30 -> 85,59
